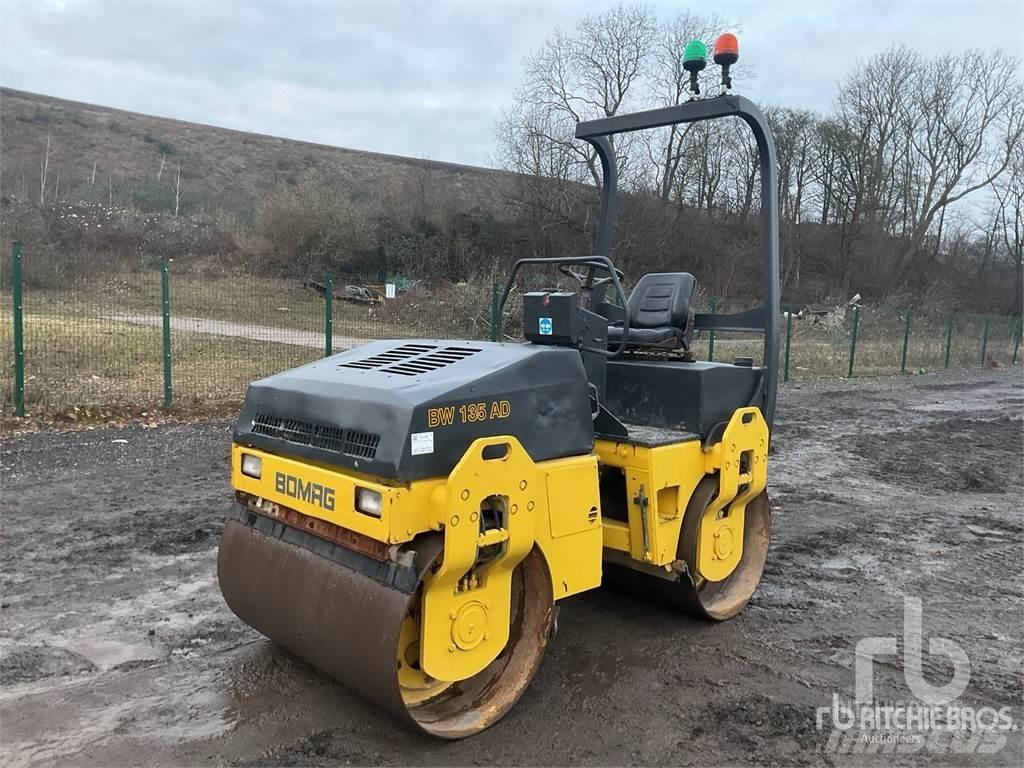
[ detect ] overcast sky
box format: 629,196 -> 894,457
1,0 -> 1021,168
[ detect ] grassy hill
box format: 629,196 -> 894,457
0,87 -> 512,220
1,89 -> 1017,313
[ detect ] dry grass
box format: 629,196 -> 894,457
9,272 -> 485,337
0,313 -> 320,410
0,278 -> 1019,416
0,87 -> 511,219
0,273 -> 491,413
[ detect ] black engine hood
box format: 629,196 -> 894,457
233,339 -> 593,482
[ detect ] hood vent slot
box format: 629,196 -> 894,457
337,342 -> 482,377
252,413 -> 379,460
344,430 -> 380,459
338,343 -> 438,371
383,346 -> 481,376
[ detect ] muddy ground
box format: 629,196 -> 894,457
1,368 -> 1022,767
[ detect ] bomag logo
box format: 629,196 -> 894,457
275,472 -> 336,511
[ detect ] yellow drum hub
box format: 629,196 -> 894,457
451,601 -> 489,651
697,508 -> 746,582
713,524 -> 735,560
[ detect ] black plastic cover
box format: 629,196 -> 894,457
523,291 -> 579,345
233,339 -> 594,482
603,358 -> 762,436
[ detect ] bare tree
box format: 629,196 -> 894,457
174,161 -> 182,216
811,118 -> 870,293
993,146 -> 1023,313
495,101 -> 592,256
728,118 -> 760,222
773,109 -> 816,288
39,132 -> 54,206
769,107 -> 816,223
508,4 -> 656,188
896,50 -> 1024,278
835,48 -> 920,229
158,154 -> 166,180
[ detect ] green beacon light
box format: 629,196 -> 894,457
683,39 -> 707,98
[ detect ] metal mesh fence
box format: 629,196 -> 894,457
1,245 -> 1021,416
19,272 -> 164,409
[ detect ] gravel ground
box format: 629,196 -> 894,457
1,367 -> 1021,767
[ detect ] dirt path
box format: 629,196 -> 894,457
104,312 -> 368,351
1,368 -> 1021,766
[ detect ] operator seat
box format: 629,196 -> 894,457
607,272 -> 696,350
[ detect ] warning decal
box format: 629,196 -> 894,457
410,431 -> 435,456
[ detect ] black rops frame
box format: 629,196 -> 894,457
574,94 -> 781,427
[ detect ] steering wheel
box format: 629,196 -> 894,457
558,262 -> 625,288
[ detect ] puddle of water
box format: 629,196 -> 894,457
61,636 -> 161,671
0,648 -> 257,767
1,700 -> 137,768
909,382 -> 1021,413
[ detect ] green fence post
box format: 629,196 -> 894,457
490,281 -> 500,342
783,303 -> 792,382
900,309 -> 912,374
707,297 -> 718,362
160,256 -> 172,407
847,305 -> 860,378
11,241 -> 25,416
324,271 -> 333,357
979,315 -> 990,366
944,315 -> 954,369
1013,317 -> 1022,365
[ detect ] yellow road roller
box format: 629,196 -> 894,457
219,51 -> 781,738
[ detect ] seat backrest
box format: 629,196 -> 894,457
626,272 -> 696,330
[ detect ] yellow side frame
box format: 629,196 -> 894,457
419,436 -> 602,679
696,407 -> 769,580
594,437 -> 706,567
595,406 -> 769,573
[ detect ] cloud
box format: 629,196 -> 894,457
1,0 -> 1021,166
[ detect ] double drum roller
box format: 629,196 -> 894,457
218,32 -> 781,738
